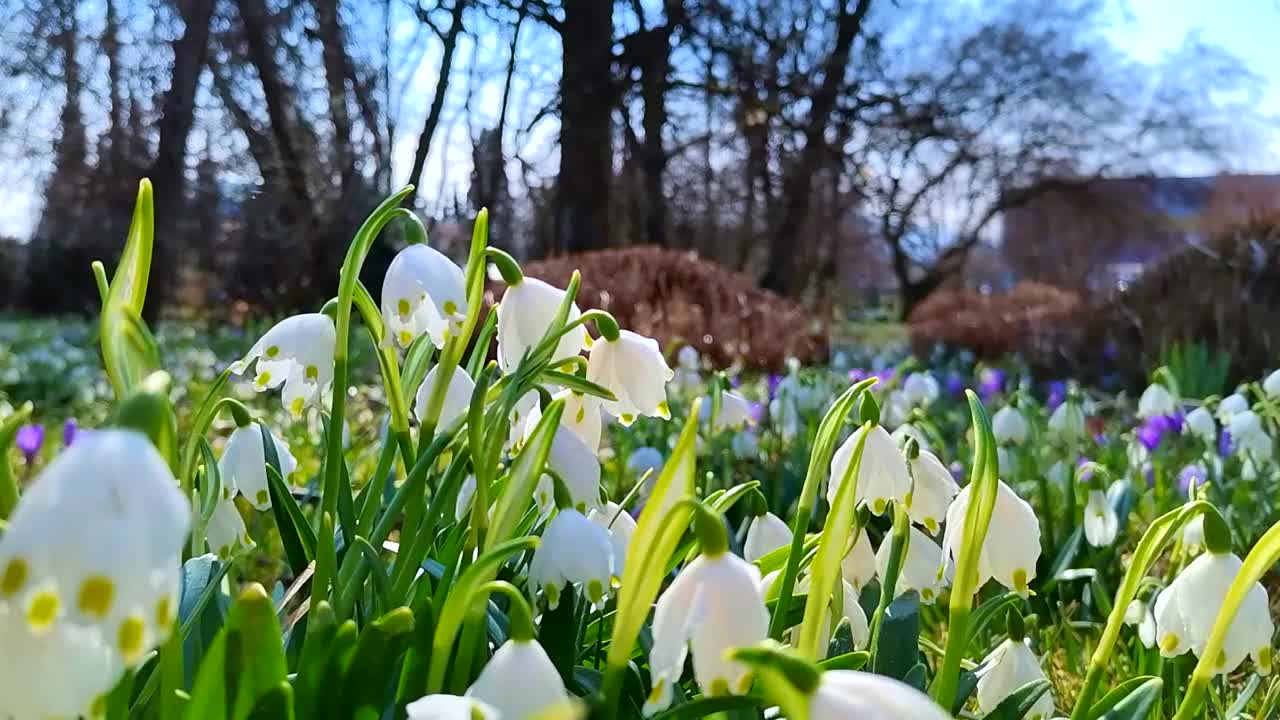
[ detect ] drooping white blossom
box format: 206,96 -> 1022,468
496,277 -> 588,371
465,638 -> 571,719
828,424 -> 911,516
588,501 -> 637,579
381,244 -> 468,349
644,552 -> 768,714
906,449 -> 959,534
218,424 -> 297,509
876,526 -> 949,604
587,330 -> 674,425
992,406 -> 1029,446
414,365 -> 476,429
943,480 -> 1041,596
1154,550 -> 1273,676
976,639 -> 1055,720
1138,382 -> 1178,419
808,670 -> 951,720
229,313 -> 336,417
902,373 -> 940,408
743,512 -> 792,563
1083,490 -> 1119,548
1183,406 -> 1217,444
529,508 -> 613,609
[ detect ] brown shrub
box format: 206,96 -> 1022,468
1029,220 -> 1280,388
493,246 -> 827,371
907,282 -> 1083,358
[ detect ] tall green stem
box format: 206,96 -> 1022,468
868,501 -> 910,663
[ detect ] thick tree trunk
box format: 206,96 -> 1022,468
104,0 -> 125,172
146,0 -> 215,309
313,0 -> 357,196
639,30 -> 671,248
759,0 -> 872,296
553,0 -> 614,254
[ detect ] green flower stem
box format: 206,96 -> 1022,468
1174,514 -> 1280,720
868,501 -> 910,663
485,247 -> 524,286
479,581 -> 536,641
1068,499 -> 1217,719
0,403 -> 33,520
352,280 -> 412,441
769,379 -> 878,643
322,187 -> 417,588
931,391 -> 998,707
1028,444 -> 1057,552
575,309 -> 619,342
92,260 -> 109,305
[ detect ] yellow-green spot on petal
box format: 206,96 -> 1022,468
708,677 -> 730,697
397,298 -> 411,316
443,300 -> 458,316
399,330 -> 413,346
922,588 -> 934,602
647,679 -> 665,706
1259,647 -> 1273,672
924,518 -> 939,534
736,673 -> 754,694
217,544 -> 232,559
290,397 -> 305,417
1013,568 -> 1029,594
575,406 -> 586,423
584,334 -> 594,349
90,693 -> 108,719
265,345 -> 280,358
620,413 -> 635,425
587,579 -> 605,605
1161,633 -> 1180,653
27,590 -> 60,630
544,584 -> 561,610
77,576 -> 115,618
305,365 -> 319,380
256,490 -> 269,506
118,616 -> 145,662
1,557 -> 28,596
255,372 -> 272,387
657,401 -> 670,417
156,595 -> 174,632
873,498 -> 887,515
1217,649 -> 1228,669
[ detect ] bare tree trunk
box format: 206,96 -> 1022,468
554,0 -> 614,254
759,0 -> 872,296
406,0 -> 467,207
313,0 -> 357,197
147,0 -> 216,310
103,0 -> 125,172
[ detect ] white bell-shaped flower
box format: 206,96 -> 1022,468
1154,550 -> 1273,675
882,390 -> 912,428
506,391 -> 540,452
1218,393 -> 1250,422
828,424 -> 910,516
906,450 -> 959,533
528,390 -> 602,453
205,495 -> 253,560
405,694 -> 498,720
808,670 -> 951,720
587,330 -> 674,425
841,531 -> 877,592
1125,599 -> 1157,649
381,244 -> 467,349
627,446 -> 664,478
496,277 -> 588,370
229,313 -> 336,417
588,501 -> 637,579
1265,369 -> 1280,399
529,508 -> 613,609
218,424 -> 297,510
902,373 -> 939,408
835,579 -> 870,651
744,512 -> 792,563
537,424 -> 602,512
992,406 -> 1029,446
877,526 -> 949,604
976,639 -> 1055,719
414,365 -> 476,428
1083,490 -> 1118,547
1229,410 -> 1273,462
943,480 -> 1041,596
677,345 -> 700,371
466,637 -> 570,719
1047,400 -> 1086,444
645,551 -> 768,714
732,429 -> 761,458
0,429 -> 190,709
1184,406 -> 1217,444
702,390 -> 754,431
1138,382 -> 1178,419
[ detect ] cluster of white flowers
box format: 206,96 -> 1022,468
0,431 -> 190,718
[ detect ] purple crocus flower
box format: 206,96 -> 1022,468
848,368 -> 870,384
1137,413 -> 1184,451
945,373 -> 966,397
1075,456 -> 1094,484
748,401 -> 765,425
767,374 -> 783,400
62,418 -> 78,447
978,368 -> 1006,400
875,368 -> 897,385
15,424 -> 44,463
1178,464 -> 1207,497
1046,380 -> 1067,410
1218,430 -> 1234,457
949,461 -> 965,481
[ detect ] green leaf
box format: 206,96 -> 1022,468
395,577 -> 438,712
538,370 -> 618,402
985,679 -> 1052,720
817,651 -> 870,672
186,584 -> 289,720
261,426 -> 317,575
246,682 -> 295,720
178,554 -> 230,688
0,402 -> 32,519
340,607 -> 415,717
648,695 -> 764,719
1090,676 -> 1162,720
967,592 -> 1026,654
871,591 -> 920,681
293,603 -> 350,719
488,399 -> 564,548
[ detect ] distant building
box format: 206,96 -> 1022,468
1001,174 -> 1280,292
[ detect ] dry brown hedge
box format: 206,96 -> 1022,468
907,282 -> 1083,358
492,246 -> 827,371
